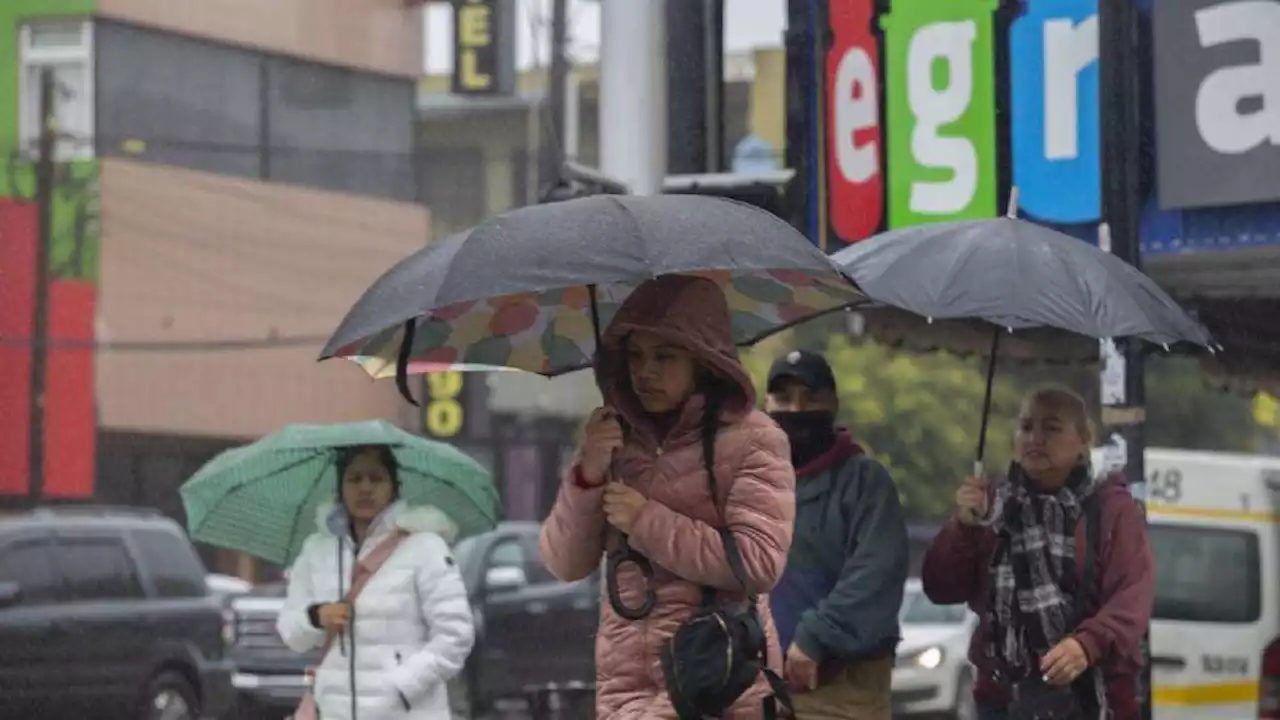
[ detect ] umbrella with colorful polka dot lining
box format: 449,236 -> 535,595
320,194 -> 866,401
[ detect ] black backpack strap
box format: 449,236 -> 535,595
1074,492 -> 1103,626
761,667 -> 792,719
700,419 -> 793,719
700,418 -> 755,603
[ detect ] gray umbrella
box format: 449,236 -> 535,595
830,204 -> 1215,474
321,193 -> 865,624
321,193 -> 865,387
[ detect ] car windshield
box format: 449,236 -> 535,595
900,587 -> 968,625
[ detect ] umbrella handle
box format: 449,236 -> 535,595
606,538 -> 657,620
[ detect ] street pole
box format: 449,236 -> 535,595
28,67 -> 56,502
1098,0 -> 1150,717
600,0 -> 667,195
666,0 -> 724,174
539,0 -> 568,193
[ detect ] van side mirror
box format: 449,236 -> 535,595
0,581 -> 23,609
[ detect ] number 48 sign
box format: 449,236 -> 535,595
1148,468 -> 1183,504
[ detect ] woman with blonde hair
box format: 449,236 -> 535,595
922,385 -> 1154,719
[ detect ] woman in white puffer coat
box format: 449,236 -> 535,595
278,444 -> 476,720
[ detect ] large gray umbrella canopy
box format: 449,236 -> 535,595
830,214 -> 1214,476
322,194 -> 864,381
831,216 -> 1214,349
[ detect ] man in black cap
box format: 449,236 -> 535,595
765,349 -> 908,719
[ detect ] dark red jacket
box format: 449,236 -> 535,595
920,475 -> 1154,718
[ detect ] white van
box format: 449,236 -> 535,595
1100,448 -> 1280,719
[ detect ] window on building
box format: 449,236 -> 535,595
94,20 -> 415,202
266,56 -> 415,201
19,19 -> 94,161
418,147 -> 486,236
55,535 -> 146,601
95,21 -> 262,179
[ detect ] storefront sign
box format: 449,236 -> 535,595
817,0 -> 1280,253
1154,0 -> 1280,210
828,0 -> 1074,246
451,0 -> 516,96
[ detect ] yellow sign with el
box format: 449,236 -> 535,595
453,0 -> 498,94
424,371 -> 464,438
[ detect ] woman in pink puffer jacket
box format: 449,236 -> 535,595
539,275 -> 797,720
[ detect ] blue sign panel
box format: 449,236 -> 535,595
1009,0 -> 1101,225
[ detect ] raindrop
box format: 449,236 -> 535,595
1162,343 -> 1169,352
926,316 -> 934,324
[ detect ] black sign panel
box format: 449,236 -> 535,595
1154,0 -> 1280,209
451,0 -> 516,96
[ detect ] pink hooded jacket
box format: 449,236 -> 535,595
539,275 -> 797,720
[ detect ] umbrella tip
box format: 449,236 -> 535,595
1006,187 -> 1020,218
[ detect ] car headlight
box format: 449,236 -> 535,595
916,647 -> 944,669
898,646 -> 945,670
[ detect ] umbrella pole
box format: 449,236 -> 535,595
974,327 -> 1001,479
588,284 -> 658,620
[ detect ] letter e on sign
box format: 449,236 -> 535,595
826,0 -> 884,246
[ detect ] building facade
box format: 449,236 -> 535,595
0,0 -> 429,547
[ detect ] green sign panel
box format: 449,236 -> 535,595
881,0 -> 999,228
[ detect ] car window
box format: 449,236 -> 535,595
486,535 -> 557,586
520,532 -> 557,585
900,588 -> 968,625
1151,524 -> 1260,623
487,539 -> 526,570
55,536 -> 146,601
130,528 -> 207,597
0,537 -> 62,605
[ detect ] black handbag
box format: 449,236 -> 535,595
658,420 -> 791,720
1006,493 -> 1103,720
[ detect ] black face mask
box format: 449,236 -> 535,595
769,410 -> 837,470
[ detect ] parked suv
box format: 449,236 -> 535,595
228,521 -> 597,719
0,505 -> 235,720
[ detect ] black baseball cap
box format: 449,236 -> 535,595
766,350 -> 837,395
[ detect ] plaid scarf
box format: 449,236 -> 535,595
981,463 -> 1107,712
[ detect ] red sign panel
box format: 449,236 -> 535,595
825,0 -> 884,246
0,199 -> 96,500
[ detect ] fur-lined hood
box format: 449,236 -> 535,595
314,499 -> 460,545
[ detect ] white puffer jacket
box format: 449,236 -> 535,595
278,501 -> 476,720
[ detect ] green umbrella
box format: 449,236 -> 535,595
180,419 -> 499,566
